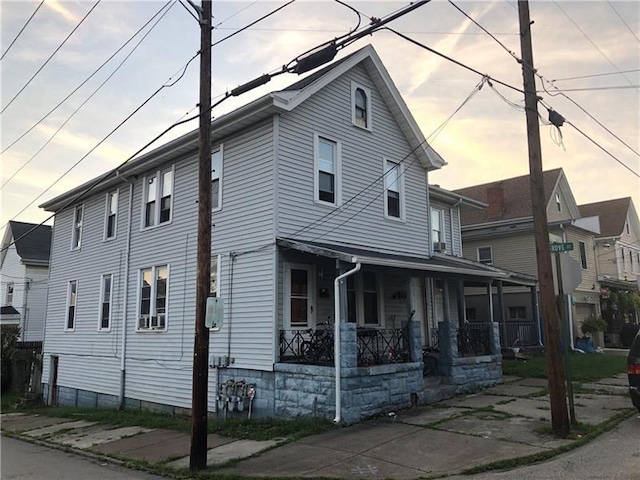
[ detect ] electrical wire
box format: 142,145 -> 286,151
213,0 -> 258,28
1,1 -> 176,188
538,85 -> 640,92
552,0 -> 639,92
606,0 -> 640,44
1,1 -> 102,114
1,0 -> 174,156
551,69 -> 640,83
561,119 -> 640,179
0,0 -> 44,61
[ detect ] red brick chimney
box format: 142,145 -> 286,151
487,184 -> 504,219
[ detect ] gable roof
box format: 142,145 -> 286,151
454,168 -> 563,226
578,197 -> 633,238
40,44 -> 444,213
1,221 -> 52,266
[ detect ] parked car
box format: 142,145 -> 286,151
628,329 -> 640,413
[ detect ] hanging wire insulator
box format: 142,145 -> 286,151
293,44 -> 338,74
230,74 -> 271,97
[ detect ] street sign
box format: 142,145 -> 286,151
550,242 -> 574,253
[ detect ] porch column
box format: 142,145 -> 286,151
489,321 -> 501,356
442,279 -> 451,324
485,282 -> 494,323
496,281 -> 506,348
407,276 -> 424,361
457,280 -> 465,323
337,261 -> 356,369
439,279 -> 459,368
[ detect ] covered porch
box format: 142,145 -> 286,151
274,238 -> 521,422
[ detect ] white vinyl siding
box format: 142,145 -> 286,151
104,191 -> 118,240
351,81 -> 372,130
71,205 -> 83,250
314,134 -> 341,206
384,159 -> 404,220
65,280 -> 77,331
98,274 -> 113,331
143,167 -> 173,228
211,147 -> 223,211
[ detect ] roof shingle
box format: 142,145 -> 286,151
578,197 -> 631,237
9,221 -> 52,263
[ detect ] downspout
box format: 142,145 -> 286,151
119,179 -> 134,408
333,259 -> 360,424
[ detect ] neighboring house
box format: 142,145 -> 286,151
40,45 -> 525,423
456,168 -> 601,347
0,221 -> 52,341
579,197 -> 640,339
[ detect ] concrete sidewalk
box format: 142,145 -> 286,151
1,374 -> 635,479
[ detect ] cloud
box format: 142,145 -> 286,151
44,0 -> 79,24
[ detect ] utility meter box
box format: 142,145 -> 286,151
205,297 -> 224,330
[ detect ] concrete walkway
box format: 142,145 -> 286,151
1,374 -> 635,479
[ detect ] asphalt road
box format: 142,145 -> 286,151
448,414 -> 640,480
0,436 -> 167,480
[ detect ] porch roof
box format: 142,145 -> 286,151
277,238 -> 536,286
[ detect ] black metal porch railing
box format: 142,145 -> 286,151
499,321 -> 540,348
357,327 -> 409,366
279,328 -> 334,366
457,322 -> 491,356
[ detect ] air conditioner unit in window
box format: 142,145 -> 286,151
139,314 -> 150,329
433,242 -> 447,253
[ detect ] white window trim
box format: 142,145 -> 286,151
71,204 -> 84,250
555,192 -> 562,212
141,165 -> 175,230
578,241 -> 588,270
284,263 -> 315,329
352,271 -> 384,327
103,190 -> 119,241
212,145 -> 223,212
351,81 -> 372,131
65,280 -> 78,332
136,264 -> 170,332
98,273 -> 114,332
477,246 -> 493,265
313,133 -> 342,207
430,207 -> 444,245
383,158 -> 406,222
5,282 -> 14,306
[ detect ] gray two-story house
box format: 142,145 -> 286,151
40,45 -> 523,422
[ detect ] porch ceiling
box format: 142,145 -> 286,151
277,238 -> 536,286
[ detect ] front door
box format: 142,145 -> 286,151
285,264 -> 315,329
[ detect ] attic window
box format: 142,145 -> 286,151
555,193 -> 562,212
351,82 -> 371,130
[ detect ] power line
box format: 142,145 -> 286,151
1,0 -> 174,156
552,0 -> 639,92
0,0 -> 44,61
551,69 -> 640,83
1,1 -> 176,187
539,85 -> 640,93
1,1 -> 101,114
606,0 -> 640,44
214,27 -> 519,35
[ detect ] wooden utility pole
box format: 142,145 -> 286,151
190,0 -> 212,470
517,0 -> 569,435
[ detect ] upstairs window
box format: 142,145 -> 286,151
99,274 -> 113,331
478,246 -> 493,265
66,280 -> 78,330
315,135 -> 341,206
555,193 -> 562,212
71,205 -> 83,249
144,168 -> 173,228
5,283 -> 14,306
431,208 -> 443,243
621,248 -> 626,271
351,82 -> 371,130
211,148 -> 223,210
579,241 -> 587,269
384,159 -> 403,220
104,191 -> 118,240
626,222 -> 630,235
138,265 -> 168,331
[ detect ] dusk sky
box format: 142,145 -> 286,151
1,0 -> 638,233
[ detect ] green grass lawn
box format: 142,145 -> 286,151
502,351 -> 627,383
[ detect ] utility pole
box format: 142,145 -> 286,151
190,0 -> 212,470
517,0 -> 569,435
